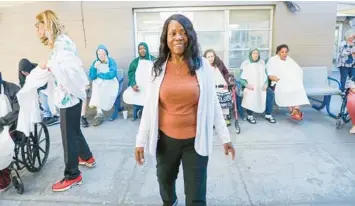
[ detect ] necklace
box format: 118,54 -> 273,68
175,61 -> 185,74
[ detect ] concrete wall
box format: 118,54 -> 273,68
273,1 -> 337,70
0,1 -> 337,83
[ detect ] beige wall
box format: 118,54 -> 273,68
0,1 -> 337,83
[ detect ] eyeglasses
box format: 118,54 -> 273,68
35,21 -> 44,28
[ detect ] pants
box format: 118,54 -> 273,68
156,131 -> 208,206
339,67 -> 355,91
347,91 -> 355,125
246,88 -> 275,116
60,101 -> 93,179
133,105 -> 143,119
39,92 -> 52,118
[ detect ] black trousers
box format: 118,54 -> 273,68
60,101 -> 93,179
156,131 -> 208,206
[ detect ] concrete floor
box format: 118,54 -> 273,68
0,71 -> 354,205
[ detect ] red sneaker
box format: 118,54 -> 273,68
52,175 -> 83,192
78,156 -> 96,168
0,169 -> 11,192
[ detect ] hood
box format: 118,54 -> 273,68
249,48 -> 261,63
19,58 -> 37,73
96,44 -> 109,61
138,42 -> 152,61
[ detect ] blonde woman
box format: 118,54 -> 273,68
35,10 -> 95,192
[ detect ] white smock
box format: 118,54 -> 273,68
266,55 -> 309,107
0,85 -> 15,170
16,67 -> 56,136
89,63 -> 119,111
123,59 -> 153,106
240,60 -> 267,113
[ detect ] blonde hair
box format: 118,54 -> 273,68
36,10 -> 64,46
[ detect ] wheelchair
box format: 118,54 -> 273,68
8,122 -> 50,194
336,87 -> 351,129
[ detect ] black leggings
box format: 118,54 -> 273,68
60,101 -> 93,179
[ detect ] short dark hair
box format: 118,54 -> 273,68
276,44 -> 289,54
152,14 -> 201,77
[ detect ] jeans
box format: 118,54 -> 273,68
245,88 -> 275,116
39,92 -> 52,118
156,131 -> 208,206
339,67 -> 355,91
60,101 -> 93,179
133,105 -> 143,119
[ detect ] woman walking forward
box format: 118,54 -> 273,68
134,14 -> 235,206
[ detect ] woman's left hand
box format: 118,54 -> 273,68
262,84 -> 268,91
223,142 -> 235,160
39,61 -> 48,69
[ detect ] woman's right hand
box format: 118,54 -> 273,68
246,84 -> 254,91
94,61 -> 101,69
135,147 -> 145,166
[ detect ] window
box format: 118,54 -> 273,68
134,6 -> 273,70
228,9 -> 272,68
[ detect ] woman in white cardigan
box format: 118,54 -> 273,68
134,14 -> 235,206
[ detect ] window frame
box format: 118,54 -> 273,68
133,5 -> 274,70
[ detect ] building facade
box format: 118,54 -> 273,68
0,1 -> 337,83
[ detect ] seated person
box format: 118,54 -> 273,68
89,45 -> 119,126
18,58 -> 59,126
0,72 -> 20,192
124,42 -> 155,121
204,49 -> 234,126
240,49 -> 276,124
266,44 -> 309,121
346,77 -> 355,134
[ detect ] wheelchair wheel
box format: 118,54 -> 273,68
11,170 -> 24,194
21,122 -> 50,173
235,121 -> 241,134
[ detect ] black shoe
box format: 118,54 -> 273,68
43,116 -> 60,126
81,116 -> 89,128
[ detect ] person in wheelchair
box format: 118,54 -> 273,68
0,72 -> 20,192
346,77 -> 355,134
204,49 -> 234,126
18,58 -> 60,126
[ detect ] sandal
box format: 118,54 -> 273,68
265,116 -> 276,123
247,116 -> 256,124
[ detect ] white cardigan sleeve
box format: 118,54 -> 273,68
135,75 -> 153,148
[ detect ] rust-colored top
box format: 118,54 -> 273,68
159,61 -> 200,139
